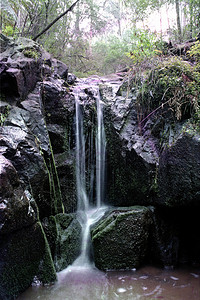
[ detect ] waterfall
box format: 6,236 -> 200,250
72,79 -> 107,268
96,89 -> 106,208
75,88 -> 88,212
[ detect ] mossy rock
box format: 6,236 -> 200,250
0,222 -> 56,300
91,206 -> 152,270
136,56 -> 200,122
54,213 -> 82,271
157,127 -> 200,207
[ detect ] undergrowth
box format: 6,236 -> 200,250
134,53 -> 200,125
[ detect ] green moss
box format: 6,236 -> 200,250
23,48 -> 40,60
54,213 -> 82,271
0,221 -> 56,299
137,56 -> 200,122
0,104 -> 10,126
37,222 -> 57,284
92,207 -> 148,241
91,207 -> 152,270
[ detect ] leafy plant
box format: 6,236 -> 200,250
126,29 -> 162,65
23,48 -> 40,59
0,105 -> 10,126
2,25 -> 15,36
187,41 -> 200,62
136,56 -> 200,123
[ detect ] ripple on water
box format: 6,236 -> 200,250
17,266 -> 200,300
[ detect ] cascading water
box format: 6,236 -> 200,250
72,79 -> 107,268
96,89 -> 106,209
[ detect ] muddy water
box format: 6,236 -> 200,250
18,265 -> 200,300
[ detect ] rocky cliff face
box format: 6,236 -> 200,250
0,35 -> 77,300
0,35 -> 200,299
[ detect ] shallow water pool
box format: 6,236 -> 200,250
17,265 -> 200,300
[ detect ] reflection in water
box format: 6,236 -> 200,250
18,265 -> 200,300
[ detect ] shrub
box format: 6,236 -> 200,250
136,56 -> 200,122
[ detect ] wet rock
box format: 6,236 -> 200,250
52,58 -> 68,79
42,78 -> 75,126
102,81 -> 158,207
0,155 -> 38,234
0,154 -> 19,197
0,222 -> 56,300
157,126 -> 200,206
67,73 -> 77,85
53,213 -> 82,271
91,206 -> 152,270
0,59 -> 41,101
54,153 -> 77,213
42,213 -> 82,272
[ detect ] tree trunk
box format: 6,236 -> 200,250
189,0 -> 194,39
33,0 -> 80,41
175,0 -> 182,42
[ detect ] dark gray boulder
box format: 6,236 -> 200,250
0,155 -> 37,233
101,81 -> 159,207
91,206 -> 152,270
53,213 -> 82,271
0,222 -> 57,300
0,155 -> 56,300
157,126 -> 200,206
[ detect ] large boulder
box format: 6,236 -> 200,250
101,81 -> 159,207
42,213 -> 82,272
0,35 -> 44,102
0,95 -> 53,217
0,155 -> 56,300
0,155 -> 38,233
91,206 -> 152,270
157,125 -> 200,206
0,222 -> 57,300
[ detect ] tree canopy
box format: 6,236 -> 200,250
1,0 -> 200,75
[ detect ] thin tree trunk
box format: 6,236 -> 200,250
33,0 -> 80,41
175,0 -> 182,42
189,0 -> 194,38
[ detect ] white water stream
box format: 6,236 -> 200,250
72,78 -> 107,269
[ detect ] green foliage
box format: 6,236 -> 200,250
92,33 -> 131,73
0,105 -> 10,126
126,29 -> 164,65
124,0 -> 162,22
23,48 -> 40,59
187,41 -> 200,62
2,25 -> 15,36
136,56 -> 200,122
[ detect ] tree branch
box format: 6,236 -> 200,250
33,0 -> 80,41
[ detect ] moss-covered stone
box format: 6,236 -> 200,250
0,222 -> 56,300
157,127 -> 200,207
54,213 -> 82,271
37,222 -> 57,284
91,206 -> 152,270
136,56 -> 200,122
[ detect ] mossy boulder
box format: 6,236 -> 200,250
157,125 -> 200,206
53,213 -> 82,271
91,206 -> 152,270
0,222 -> 56,300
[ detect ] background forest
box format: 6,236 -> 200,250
1,0 -> 200,76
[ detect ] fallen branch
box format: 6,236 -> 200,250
33,0 -> 80,41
